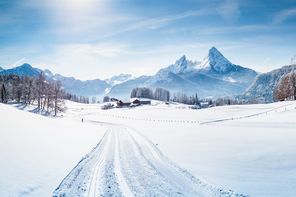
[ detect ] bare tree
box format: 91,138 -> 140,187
0,73 -> 90,115
34,72 -> 46,110
53,81 -> 62,116
274,71 -> 296,101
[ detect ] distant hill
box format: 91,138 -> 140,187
0,63 -> 41,77
244,64 -> 296,102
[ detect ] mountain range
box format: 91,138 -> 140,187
0,64 -> 131,97
0,46 -> 271,100
107,47 -> 257,98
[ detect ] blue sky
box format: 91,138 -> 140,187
0,0 -> 295,79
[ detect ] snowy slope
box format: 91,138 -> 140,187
105,73 -> 133,86
106,75 -> 151,98
54,123 -> 242,197
156,55 -> 196,74
65,100 -> 296,197
199,47 -> 234,73
198,47 -> 257,85
2,100 -> 296,196
244,64 -> 296,102
0,103 -> 105,197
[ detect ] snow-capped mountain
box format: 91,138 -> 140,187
0,47 -> 258,99
199,47 -> 235,73
161,55 -> 197,74
0,66 -> 3,71
52,74 -> 110,97
108,47 -> 258,98
0,64 -> 112,97
106,74 -> 133,86
197,47 -> 257,85
144,55 -> 195,85
244,64 -> 296,103
43,69 -> 54,78
0,63 -> 41,77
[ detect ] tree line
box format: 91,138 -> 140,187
130,87 -> 170,101
171,92 -> 200,105
0,73 -> 89,115
129,87 -> 252,107
63,92 -> 90,104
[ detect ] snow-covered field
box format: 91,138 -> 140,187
1,100 -> 296,196
0,103 -> 106,197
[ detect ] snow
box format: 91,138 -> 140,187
54,124 -> 240,197
1,100 -> 296,196
68,100 -> 296,196
198,47 -> 233,73
106,73 -> 134,86
146,55 -> 196,84
162,55 -> 196,74
0,103 -> 105,197
224,77 -> 236,83
108,47 -> 257,99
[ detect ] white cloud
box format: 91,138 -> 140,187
273,8 -> 296,24
217,0 -> 241,23
98,10 -> 208,40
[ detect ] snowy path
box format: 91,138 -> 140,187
53,122 -> 244,197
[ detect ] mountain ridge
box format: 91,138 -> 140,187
108,47 -> 258,98
0,47 -> 258,99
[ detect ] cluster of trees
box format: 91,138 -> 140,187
274,71 -> 296,101
130,87 -> 170,101
63,92 -> 90,104
171,93 -> 200,105
0,73 -> 89,115
0,74 -> 62,115
154,88 -> 170,102
128,87 -> 263,108
130,87 -> 154,100
215,97 -> 249,106
171,92 -> 251,107
103,95 -> 110,103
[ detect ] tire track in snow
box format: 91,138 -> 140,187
53,122 -> 246,197
87,129 -> 111,197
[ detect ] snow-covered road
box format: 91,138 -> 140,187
53,122 -> 243,197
